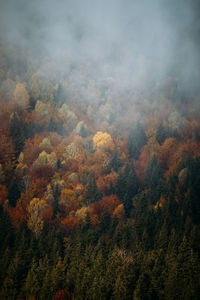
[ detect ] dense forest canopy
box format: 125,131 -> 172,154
0,0 -> 200,299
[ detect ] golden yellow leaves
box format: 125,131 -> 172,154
93,131 -> 114,152
60,189 -> 76,205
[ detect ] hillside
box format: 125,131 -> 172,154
1,0 -> 200,299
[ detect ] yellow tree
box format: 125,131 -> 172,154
93,131 -> 114,152
27,198 -> 47,238
75,207 -> 88,223
60,189 -> 76,206
33,150 -> 48,167
39,137 -> 53,153
14,83 -> 30,109
113,203 -> 124,219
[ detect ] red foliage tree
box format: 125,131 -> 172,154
23,134 -> 44,166
61,216 -> 78,235
97,171 -> 118,194
89,202 -> 104,219
135,145 -> 152,181
0,184 -> 7,205
158,137 -> 178,171
9,202 -> 26,228
65,158 -> 79,172
30,178 -> 50,198
63,201 -> 79,218
99,195 -> 120,216
31,165 -> 54,181
55,289 -> 72,300
42,205 -> 54,225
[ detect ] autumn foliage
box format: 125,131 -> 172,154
1,29 -> 200,300
93,131 -> 114,152
61,216 -> 78,234
0,37 -> 200,253
55,289 -> 72,300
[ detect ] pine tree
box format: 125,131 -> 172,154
156,122 -> 167,145
144,155 -> 162,189
53,84 -> 66,105
53,183 -> 60,217
100,208 -> 111,233
51,257 -> 66,296
107,149 -> 122,173
85,172 -> 98,206
128,122 -> 147,159
2,252 -> 22,300
124,163 -> 139,200
10,112 -> 25,156
116,170 -> 126,200
134,272 -> 152,300
24,257 -> 40,299
123,193 -> 132,218
40,269 -> 53,300
7,174 -> 21,207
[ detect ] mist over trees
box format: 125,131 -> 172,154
0,0 -> 200,299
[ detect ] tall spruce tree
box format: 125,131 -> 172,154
128,122 -> 147,159
7,174 -> 21,207
144,155 -> 162,189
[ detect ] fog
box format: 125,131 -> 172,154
0,0 -> 200,94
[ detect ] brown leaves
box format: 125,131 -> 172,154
0,184 -> 7,205
158,138 -> 178,171
89,194 -> 120,221
31,165 -> 54,180
135,145 -> 152,181
23,135 -> 44,166
9,201 -> 26,227
113,204 -> 124,219
100,195 -> 120,216
61,216 -> 78,235
97,171 -> 118,194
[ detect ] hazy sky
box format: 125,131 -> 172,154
0,0 -> 200,92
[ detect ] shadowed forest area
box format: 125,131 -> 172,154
0,0 -> 200,299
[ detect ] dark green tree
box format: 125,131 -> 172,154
125,163 -> 139,200
85,172 -> 98,206
24,257 -> 40,299
100,208 -> 111,233
144,155 -> 162,189
123,193 -> 132,218
128,122 -> 147,159
10,112 -> 25,156
7,174 -> 21,207
1,256 -> 19,299
53,84 -> 66,105
156,122 -> 167,145
134,272 -> 153,300
53,183 -> 61,217
116,170 -> 126,200
107,149 -> 122,173
51,257 -> 66,296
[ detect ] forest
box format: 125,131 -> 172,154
1,0 -> 200,299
